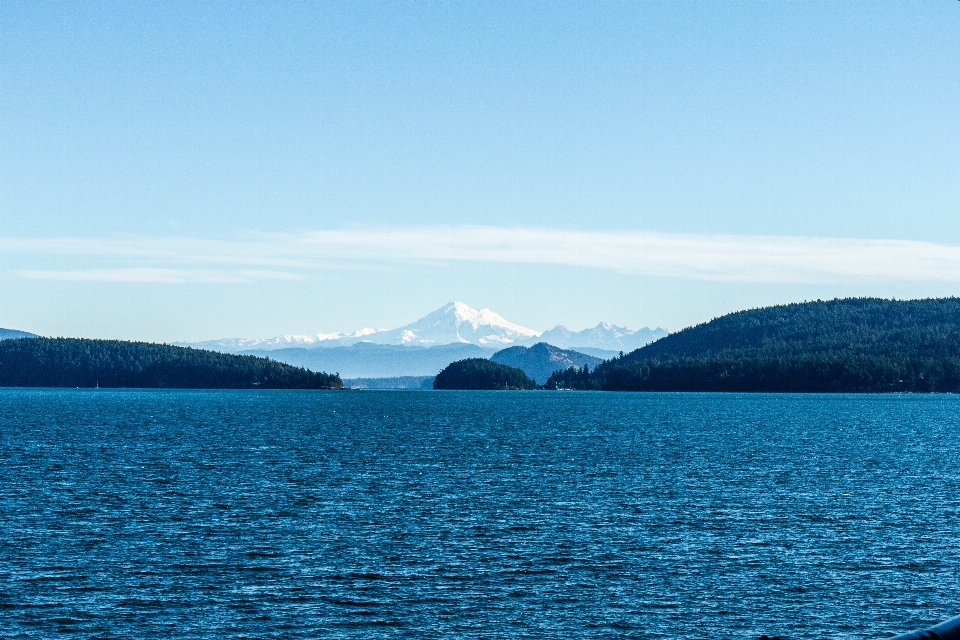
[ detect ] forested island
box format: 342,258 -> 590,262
547,298 -> 960,393
0,338 -> 343,389
433,358 -> 535,390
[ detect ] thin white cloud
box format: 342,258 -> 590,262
18,268 -> 304,284
5,226 -> 960,283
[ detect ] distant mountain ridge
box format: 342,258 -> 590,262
528,323 -> 667,352
491,343 -> 602,384
0,328 -> 39,341
186,328 -> 379,353
180,302 -> 666,354
242,342 -> 496,379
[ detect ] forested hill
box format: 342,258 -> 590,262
547,298 -> 960,393
0,338 -> 343,389
434,358 -> 536,390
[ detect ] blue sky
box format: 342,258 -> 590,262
2,1 -> 959,341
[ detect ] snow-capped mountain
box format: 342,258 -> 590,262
525,323 -> 668,352
181,328 -> 378,353
180,302 -> 540,353
180,302 -> 666,355
362,302 -> 539,347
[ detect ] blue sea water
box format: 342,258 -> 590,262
1,389 -> 958,639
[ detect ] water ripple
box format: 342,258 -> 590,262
1,389 -> 958,638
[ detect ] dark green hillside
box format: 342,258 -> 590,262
0,338 -> 342,389
546,298 -> 960,393
434,358 -> 535,390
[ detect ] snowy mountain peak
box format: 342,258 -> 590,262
373,302 -> 540,346
178,303 -> 667,355
449,301 -> 477,321
531,323 -> 669,352
436,302 -> 539,337
179,328 -> 378,353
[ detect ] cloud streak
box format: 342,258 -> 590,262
5,226 -> 960,283
18,268 -> 305,284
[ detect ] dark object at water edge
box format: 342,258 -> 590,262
892,613 -> 960,640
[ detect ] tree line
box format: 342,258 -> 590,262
433,358 -> 536,390
545,298 -> 960,393
0,338 -> 343,389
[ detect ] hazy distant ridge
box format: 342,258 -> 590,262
243,342 -> 495,379
0,328 -> 39,341
491,343 -> 602,385
525,324 -> 667,352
